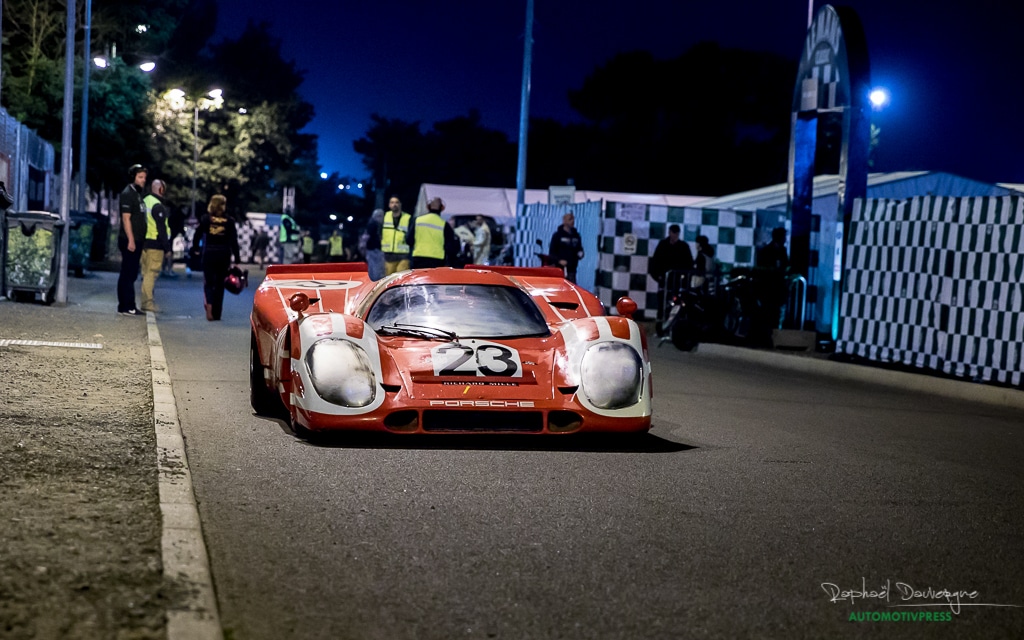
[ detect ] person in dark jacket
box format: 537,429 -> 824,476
116,164 -> 148,316
756,226 -> 790,335
549,211 -> 584,283
648,224 -> 694,328
362,208 -> 385,280
192,194 -> 240,321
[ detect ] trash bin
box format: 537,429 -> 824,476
3,210 -> 63,305
68,212 -> 96,277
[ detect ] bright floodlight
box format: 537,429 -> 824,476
869,88 -> 890,109
136,24 -> 148,33
208,89 -> 223,99
329,214 -> 338,221
167,88 -> 186,100
320,172 -> 328,179
338,183 -> 345,190
93,57 -> 108,68
139,62 -> 156,72
347,216 -> 354,222
356,183 -> 363,189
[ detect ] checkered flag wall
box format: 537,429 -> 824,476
594,204 -> 758,319
838,195 -> 1024,386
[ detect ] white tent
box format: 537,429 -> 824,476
415,183 -> 712,230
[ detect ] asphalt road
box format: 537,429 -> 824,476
150,268 -> 1023,639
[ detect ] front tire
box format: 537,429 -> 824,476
250,331 -> 283,417
670,313 -> 700,351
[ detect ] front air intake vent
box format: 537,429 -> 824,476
422,411 -> 543,432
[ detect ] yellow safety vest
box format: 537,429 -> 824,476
411,212 -> 445,260
381,211 -> 411,254
328,234 -> 344,256
279,214 -> 298,243
142,194 -> 170,241
302,235 -> 314,254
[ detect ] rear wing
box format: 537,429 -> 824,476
266,262 -> 368,276
465,264 -> 565,278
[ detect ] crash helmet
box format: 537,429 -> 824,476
128,164 -> 148,179
224,266 -> 248,295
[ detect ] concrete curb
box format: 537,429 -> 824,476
694,342 -> 1024,411
146,313 -> 222,639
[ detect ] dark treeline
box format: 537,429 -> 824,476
2,0 -> 796,234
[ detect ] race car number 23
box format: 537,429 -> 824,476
431,342 -> 523,377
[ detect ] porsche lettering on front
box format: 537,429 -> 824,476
250,263 -> 652,436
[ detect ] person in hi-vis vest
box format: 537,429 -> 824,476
409,197 -> 459,269
328,228 -> 346,261
381,195 -> 411,274
301,230 -> 315,263
279,212 -> 300,263
140,179 -> 173,313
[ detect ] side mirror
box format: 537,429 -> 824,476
289,292 -> 311,314
615,296 -> 638,319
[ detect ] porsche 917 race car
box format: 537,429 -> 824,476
249,263 -> 652,436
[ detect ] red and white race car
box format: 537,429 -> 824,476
249,263 -> 652,436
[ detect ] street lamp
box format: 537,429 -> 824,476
166,88 -> 224,221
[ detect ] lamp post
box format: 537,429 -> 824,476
166,88 -> 223,222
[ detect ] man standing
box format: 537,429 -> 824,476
471,215 -> 491,265
364,208 -> 386,280
648,224 -> 694,329
328,228 -> 346,262
117,164 -> 148,316
301,229 -> 315,264
549,211 -> 584,283
278,211 -> 300,263
381,195 -> 411,275
252,227 -> 270,269
140,179 -> 172,313
408,197 -> 458,269
756,227 -> 791,334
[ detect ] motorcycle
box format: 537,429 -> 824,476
660,268 -> 763,351
534,238 -> 557,267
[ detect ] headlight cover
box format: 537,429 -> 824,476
305,339 -> 376,407
579,342 -> 643,409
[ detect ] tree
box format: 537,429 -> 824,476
143,20 -> 324,222
354,111 -> 518,208
565,42 -> 796,194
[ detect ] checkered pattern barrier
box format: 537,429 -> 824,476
838,195 -> 1024,386
513,201 -> 602,292
594,204 -> 760,319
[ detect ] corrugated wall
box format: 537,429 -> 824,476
0,107 -> 56,211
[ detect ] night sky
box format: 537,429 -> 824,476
214,0 -> 1024,189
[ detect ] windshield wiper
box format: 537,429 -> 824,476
377,323 -> 458,341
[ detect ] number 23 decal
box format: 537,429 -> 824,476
432,342 -> 522,377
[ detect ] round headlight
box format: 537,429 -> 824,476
305,339 -> 376,407
579,342 -> 643,409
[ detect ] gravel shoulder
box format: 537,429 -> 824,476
0,273 -> 183,639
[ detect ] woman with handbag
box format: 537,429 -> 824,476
191,194 -> 240,321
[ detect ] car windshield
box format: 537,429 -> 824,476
366,284 -> 550,339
